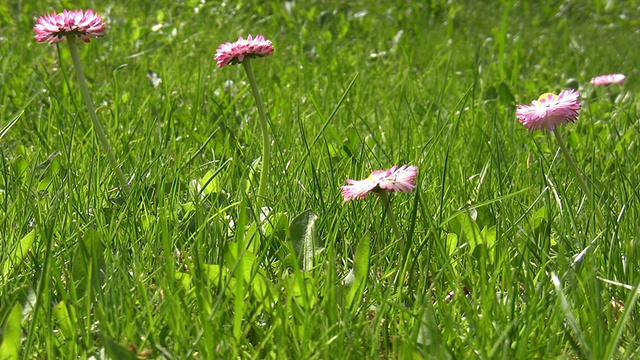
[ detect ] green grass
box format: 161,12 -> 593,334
2,0 -> 640,358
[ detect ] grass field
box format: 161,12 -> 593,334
2,0 -> 640,358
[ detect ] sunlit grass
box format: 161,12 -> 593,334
1,0 -> 640,358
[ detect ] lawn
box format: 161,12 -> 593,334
1,0 -> 640,358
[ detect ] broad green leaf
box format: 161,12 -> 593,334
483,85 -> 498,101
480,226 -> 497,264
199,170 -> 220,195
225,242 -> 274,303
0,302 -> 22,360
101,336 -> 137,360
175,272 -> 194,295
246,158 -> 261,194
445,233 -> 458,256
177,264 -> 232,300
531,206 -> 548,230
52,301 -> 77,340
244,222 -> 260,254
289,209 -> 322,271
450,212 -> 482,252
0,286 -> 35,328
202,264 -> 226,285
139,215 -> 156,232
36,152 -> 62,192
498,81 -> 515,105
35,150 -> 61,171
1,230 -> 36,284
530,206 -> 556,246
344,235 -> 370,311
120,91 -> 130,103
0,286 -> 34,359
474,206 -> 495,229
13,157 -> 28,184
287,273 -> 317,309
231,194 -> 249,343
463,217 -> 482,251
262,212 -> 288,241
71,229 -> 106,299
416,308 -> 451,359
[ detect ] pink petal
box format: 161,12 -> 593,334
215,34 -> 274,68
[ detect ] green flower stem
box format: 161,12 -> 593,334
379,191 -> 408,297
242,59 -> 270,208
67,36 -> 129,192
553,130 -> 604,226
378,191 -> 402,243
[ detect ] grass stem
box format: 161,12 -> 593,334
242,59 -> 270,209
67,36 -> 129,192
553,130 -> 604,226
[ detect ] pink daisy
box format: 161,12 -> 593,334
516,89 -> 581,132
34,9 -> 104,44
340,165 -> 418,202
590,74 -> 626,87
215,34 -> 274,68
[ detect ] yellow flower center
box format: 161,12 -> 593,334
537,93 -> 557,102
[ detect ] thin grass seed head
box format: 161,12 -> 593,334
34,9 -> 104,44
215,34 -> 274,68
590,74 -> 626,87
516,89 -> 581,132
340,165 -> 418,202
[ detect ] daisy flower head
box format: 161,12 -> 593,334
341,165 -> 417,203
590,74 -> 626,87
34,9 -> 104,44
516,89 -> 581,132
215,34 -> 274,68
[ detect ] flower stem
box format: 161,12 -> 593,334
242,60 -> 270,209
67,36 -> 129,192
378,191 -> 403,243
553,130 -> 604,226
